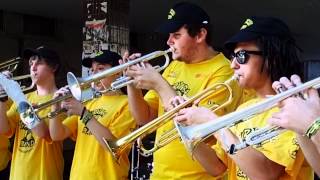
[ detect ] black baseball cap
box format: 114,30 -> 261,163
23,46 -> 60,67
82,50 -> 122,68
157,2 -> 210,34
224,16 -> 293,51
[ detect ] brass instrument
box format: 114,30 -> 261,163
67,49 -> 172,101
0,57 -> 22,72
103,76 -> 236,160
174,76 -> 320,155
33,88 -> 101,120
0,74 -> 35,98
0,57 -> 35,98
33,92 -> 73,119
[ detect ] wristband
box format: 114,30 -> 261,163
80,107 -> 87,119
305,117 -> 320,139
80,108 -> 93,126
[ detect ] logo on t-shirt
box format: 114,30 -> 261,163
173,81 -> 190,96
289,137 -> 299,159
82,108 -> 107,135
167,71 -> 177,78
240,127 -> 258,139
18,120 -> 35,153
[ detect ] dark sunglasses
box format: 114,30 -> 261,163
230,50 -> 263,64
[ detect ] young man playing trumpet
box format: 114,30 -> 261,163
49,50 -> 136,180
123,2 -> 251,179
0,46 -> 64,180
173,17 -> 314,179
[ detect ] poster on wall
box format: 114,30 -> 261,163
82,0 -> 108,77
83,0 -> 108,56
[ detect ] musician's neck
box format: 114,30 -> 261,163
36,80 -> 57,96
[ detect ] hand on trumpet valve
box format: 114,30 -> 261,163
119,51 -> 142,77
166,95 -> 187,112
126,63 -> 162,90
173,106 -> 218,126
61,98 -> 84,117
51,86 -> 70,112
268,75 -> 320,134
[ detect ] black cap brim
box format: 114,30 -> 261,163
156,20 -> 185,34
23,49 -> 39,60
82,57 -> 93,68
224,31 -> 260,51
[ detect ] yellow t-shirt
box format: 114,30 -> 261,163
145,53 -> 248,180
6,91 -> 64,180
63,94 -> 136,180
0,135 -> 10,171
226,98 -> 314,180
0,100 -> 12,171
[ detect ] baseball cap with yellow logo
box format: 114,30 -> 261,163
82,50 -> 121,68
224,16 -> 294,51
157,2 -> 210,34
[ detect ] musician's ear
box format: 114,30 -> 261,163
195,28 -> 207,43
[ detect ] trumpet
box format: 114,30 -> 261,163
174,76 -> 320,155
67,49 -> 172,101
33,88 -> 101,120
103,76 -> 236,160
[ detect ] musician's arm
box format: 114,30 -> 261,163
49,114 -> 72,141
0,102 -> 10,134
31,121 -> 51,140
230,147 -> 285,180
297,135 -> 320,176
218,129 -> 285,180
85,116 -> 116,148
152,77 -> 177,111
127,85 -> 158,125
193,142 -> 227,177
311,131 -> 320,153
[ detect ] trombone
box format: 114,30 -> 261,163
174,76 -> 320,155
0,74 -> 35,98
0,57 -> 22,73
103,76 -> 236,160
0,57 -> 35,98
67,49 -> 172,101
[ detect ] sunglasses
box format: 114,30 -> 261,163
230,50 -> 263,64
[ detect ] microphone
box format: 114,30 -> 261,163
18,101 -> 41,129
